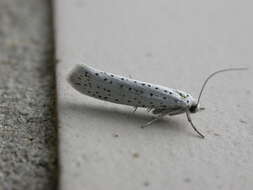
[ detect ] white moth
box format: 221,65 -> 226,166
68,64 -> 247,138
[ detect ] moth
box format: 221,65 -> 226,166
68,64 -> 247,138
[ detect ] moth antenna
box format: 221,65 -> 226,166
197,67 -> 248,106
186,111 -> 205,138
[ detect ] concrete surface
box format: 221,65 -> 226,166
0,0 -> 57,189
55,0 -> 253,189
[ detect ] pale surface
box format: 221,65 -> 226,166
54,0 -> 253,189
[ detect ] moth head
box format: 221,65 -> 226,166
174,90 -> 201,113
189,101 -> 199,113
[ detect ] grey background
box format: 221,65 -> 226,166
55,0 -> 253,189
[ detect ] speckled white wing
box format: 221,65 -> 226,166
68,65 -> 187,110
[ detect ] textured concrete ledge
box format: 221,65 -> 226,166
0,0 -> 57,189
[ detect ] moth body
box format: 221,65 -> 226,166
68,65 -> 197,115
68,64 -> 247,138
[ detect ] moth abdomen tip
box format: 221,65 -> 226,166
67,64 -> 86,85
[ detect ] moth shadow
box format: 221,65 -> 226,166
63,101 -> 193,137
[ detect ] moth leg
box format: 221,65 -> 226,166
141,113 -> 167,128
132,106 -> 138,113
152,109 -> 166,115
146,107 -> 152,112
127,107 -> 138,119
186,111 -> 205,138
153,107 -> 184,116
168,109 -> 186,116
